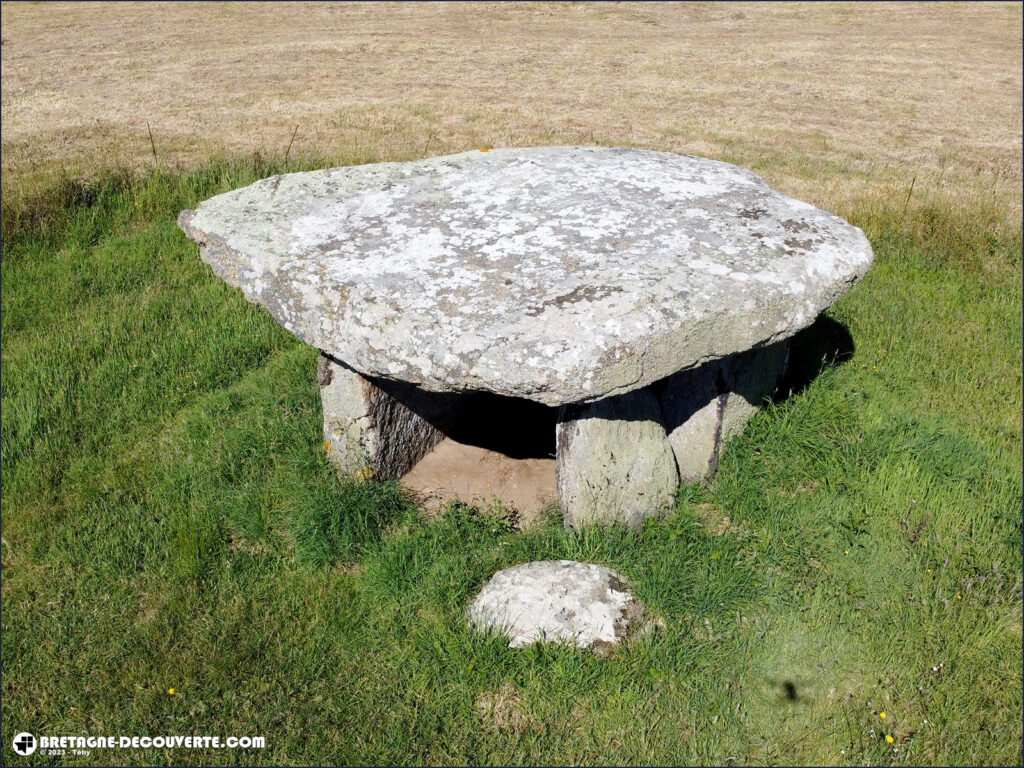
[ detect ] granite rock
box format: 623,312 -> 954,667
319,353 -> 450,480
467,560 -> 648,651
556,389 -> 679,529
659,341 -> 790,482
179,147 -> 873,406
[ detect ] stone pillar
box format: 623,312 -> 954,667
318,353 -> 446,480
556,389 -> 679,531
658,341 -> 789,482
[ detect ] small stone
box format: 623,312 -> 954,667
556,389 -> 679,529
467,560 -> 650,651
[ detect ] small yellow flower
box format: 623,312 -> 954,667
168,688 -> 175,695
927,568 -> 932,573
886,735 -> 894,744
880,712 -> 886,719
956,593 -> 962,599
845,550 -> 850,555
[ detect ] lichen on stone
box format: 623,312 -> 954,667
178,146 -> 873,405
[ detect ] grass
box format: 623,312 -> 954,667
1,159 -> 1022,766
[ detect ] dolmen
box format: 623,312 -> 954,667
179,147 -> 872,530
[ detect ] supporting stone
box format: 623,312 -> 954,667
318,353 -> 447,480
556,389 -> 679,530
658,341 -> 789,482
321,341 -> 787,525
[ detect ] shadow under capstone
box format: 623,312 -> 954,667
773,314 -> 856,401
319,317 -> 853,526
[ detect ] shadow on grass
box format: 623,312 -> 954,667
774,314 -> 855,401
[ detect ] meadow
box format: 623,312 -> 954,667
2,2 -> 1021,765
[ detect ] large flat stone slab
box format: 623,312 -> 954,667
179,147 -> 873,406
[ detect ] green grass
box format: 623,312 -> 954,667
2,161 -> 1021,766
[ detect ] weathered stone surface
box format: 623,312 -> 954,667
179,147 -> 873,406
318,354 -> 446,480
556,389 -> 679,530
467,560 -> 647,651
659,341 -> 789,482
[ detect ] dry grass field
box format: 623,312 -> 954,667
2,1 -> 1021,213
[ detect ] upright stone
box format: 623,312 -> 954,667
318,354 -> 445,480
720,342 -> 790,445
659,342 -> 789,482
556,390 -> 679,530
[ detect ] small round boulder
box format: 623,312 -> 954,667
467,560 -> 649,651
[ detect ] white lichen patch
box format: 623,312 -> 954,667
178,147 -> 873,405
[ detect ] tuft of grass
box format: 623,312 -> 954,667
291,479 -> 419,567
1,162 -> 1021,766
